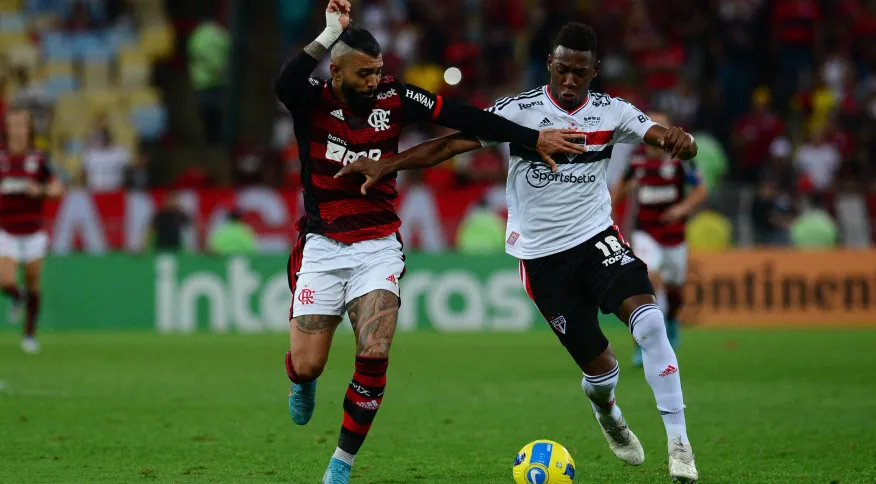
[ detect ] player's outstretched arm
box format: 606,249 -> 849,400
431,101 -> 585,169
334,132 -> 482,195
643,125 -> 698,160
274,0 -> 350,106
662,167 -> 709,222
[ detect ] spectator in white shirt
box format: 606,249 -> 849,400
794,126 -> 841,194
83,123 -> 130,192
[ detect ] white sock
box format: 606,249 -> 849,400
582,363 -> 623,425
629,303 -> 690,445
332,447 -> 355,466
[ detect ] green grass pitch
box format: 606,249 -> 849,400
1,328 -> 875,483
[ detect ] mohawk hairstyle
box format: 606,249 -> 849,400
554,22 -> 598,53
332,26 -> 382,58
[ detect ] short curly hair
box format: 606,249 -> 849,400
554,22 -> 598,53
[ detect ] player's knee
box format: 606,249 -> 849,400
288,352 -> 328,381
629,303 -> 667,347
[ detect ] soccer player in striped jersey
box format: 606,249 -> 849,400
338,22 -> 700,483
275,2 -> 584,482
611,111 -> 708,367
0,108 -> 64,354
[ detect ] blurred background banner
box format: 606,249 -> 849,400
17,250 -> 875,333
682,250 -> 876,326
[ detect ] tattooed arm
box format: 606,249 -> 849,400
274,0 -> 350,109
347,290 -> 400,358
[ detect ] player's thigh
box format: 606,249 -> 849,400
521,257 -> 608,371
21,232 -> 48,292
600,265 -> 657,326
0,231 -> 19,286
345,238 -> 405,357
660,242 -> 689,287
631,230 -> 663,274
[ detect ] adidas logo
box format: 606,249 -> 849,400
330,109 -> 345,121
620,254 -> 636,266
659,365 -> 678,377
538,117 -> 553,128
356,399 -> 380,410
386,274 -> 397,285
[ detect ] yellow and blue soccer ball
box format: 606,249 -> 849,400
512,440 -> 576,483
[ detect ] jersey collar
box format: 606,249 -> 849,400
544,86 -> 589,116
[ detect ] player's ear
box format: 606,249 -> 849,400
329,63 -> 341,81
546,54 -> 552,72
593,59 -> 601,79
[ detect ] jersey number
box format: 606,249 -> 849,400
594,235 -> 624,256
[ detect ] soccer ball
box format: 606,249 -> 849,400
512,440 -> 576,483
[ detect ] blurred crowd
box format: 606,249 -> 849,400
2,0 -> 876,248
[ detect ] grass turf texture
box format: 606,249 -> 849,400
1,329 -> 874,484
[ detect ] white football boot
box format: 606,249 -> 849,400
593,410 -> 646,465
668,437 -> 698,483
21,337 -> 40,354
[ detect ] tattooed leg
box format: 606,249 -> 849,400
334,290 -> 399,459
287,314 -> 342,381
347,289 -> 400,357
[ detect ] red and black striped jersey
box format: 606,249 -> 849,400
276,57 -> 445,244
624,150 -> 701,246
0,149 -> 53,235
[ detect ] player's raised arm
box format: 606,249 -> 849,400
397,83 -> 585,168
274,0 -> 351,108
335,128 -> 581,195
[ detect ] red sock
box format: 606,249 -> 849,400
2,286 -> 21,302
285,350 -> 315,384
338,356 -> 388,455
24,292 -> 40,337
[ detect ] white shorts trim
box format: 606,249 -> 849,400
0,230 -> 49,263
291,234 -> 405,318
631,230 -> 688,286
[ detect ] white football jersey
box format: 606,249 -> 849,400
482,86 -> 656,259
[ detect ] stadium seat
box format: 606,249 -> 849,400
126,87 -> 161,109
6,41 -> 40,72
138,22 -> 174,61
74,31 -> 115,60
107,21 -> 137,51
82,60 -> 112,89
0,0 -> 23,14
131,104 -> 166,141
0,12 -> 26,32
42,31 -> 74,59
84,89 -> 122,118
118,46 -> 151,88
0,31 -> 27,50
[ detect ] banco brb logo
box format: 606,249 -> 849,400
526,163 -> 596,189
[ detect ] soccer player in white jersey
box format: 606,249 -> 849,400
337,22 -> 699,483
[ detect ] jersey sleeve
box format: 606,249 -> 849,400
682,159 -> 702,186
399,82 -> 443,123
40,154 -> 57,182
613,98 -> 657,144
622,162 -> 637,181
274,52 -> 324,116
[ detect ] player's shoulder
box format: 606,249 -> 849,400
375,76 -> 402,101
489,86 -> 546,114
586,91 -> 635,111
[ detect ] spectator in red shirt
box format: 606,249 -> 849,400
771,0 -> 822,112
732,86 -> 785,181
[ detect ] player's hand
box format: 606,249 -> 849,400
326,0 -> 351,30
658,127 -> 693,159
24,181 -> 44,198
535,129 -> 586,173
662,203 -> 688,222
334,157 -> 387,195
